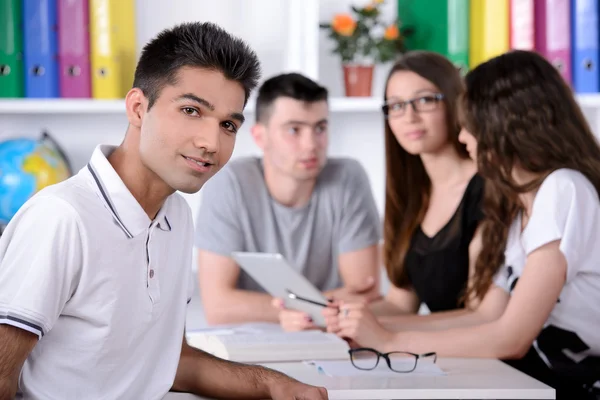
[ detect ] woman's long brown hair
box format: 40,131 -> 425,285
383,51 -> 468,287
459,49 -> 600,302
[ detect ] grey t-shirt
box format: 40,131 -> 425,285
195,156 -> 382,292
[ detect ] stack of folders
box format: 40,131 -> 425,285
397,0 -> 600,93
0,0 -> 136,99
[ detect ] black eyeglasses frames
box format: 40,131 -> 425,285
381,93 -> 445,118
349,347 -> 438,373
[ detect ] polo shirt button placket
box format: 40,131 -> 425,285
146,224 -> 160,304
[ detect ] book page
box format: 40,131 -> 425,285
217,331 -> 345,346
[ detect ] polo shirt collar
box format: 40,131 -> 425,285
86,144 -> 172,238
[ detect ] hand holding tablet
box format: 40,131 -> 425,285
231,252 -> 336,327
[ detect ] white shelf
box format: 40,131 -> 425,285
576,94 -> 600,108
0,99 -> 126,114
330,97 -> 382,112
0,97 -> 384,114
0,94 -> 598,115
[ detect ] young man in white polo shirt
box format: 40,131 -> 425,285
0,22 -> 328,400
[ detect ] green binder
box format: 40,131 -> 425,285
398,0 -> 470,74
0,0 -> 24,98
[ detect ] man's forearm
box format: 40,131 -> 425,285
172,342 -> 289,399
0,325 -> 38,400
204,290 -> 279,325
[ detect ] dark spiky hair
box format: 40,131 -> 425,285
255,73 -> 328,123
133,22 -> 261,109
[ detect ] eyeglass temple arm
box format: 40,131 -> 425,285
418,352 -> 438,362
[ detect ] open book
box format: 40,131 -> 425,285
186,327 -> 351,363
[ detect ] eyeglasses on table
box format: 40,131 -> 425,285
348,347 -> 437,373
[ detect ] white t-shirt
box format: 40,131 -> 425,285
494,168 -> 600,386
0,145 -> 195,399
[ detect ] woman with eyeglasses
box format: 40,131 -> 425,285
326,50 -> 600,399
325,50 -> 486,331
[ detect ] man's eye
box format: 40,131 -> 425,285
182,107 -> 199,116
222,121 -> 238,133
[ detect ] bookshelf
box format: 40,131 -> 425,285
0,94 -> 598,114
2,0 -> 600,222
0,97 -> 384,114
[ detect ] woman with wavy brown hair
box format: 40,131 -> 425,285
328,50 -> 600,399
324,51 -> 487,333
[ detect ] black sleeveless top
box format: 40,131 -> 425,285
404,174 -> 484,312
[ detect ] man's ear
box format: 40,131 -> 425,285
125,88 -> 146,128
251,123 -> 267,150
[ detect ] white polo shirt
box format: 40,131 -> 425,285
0,144 -> 195,400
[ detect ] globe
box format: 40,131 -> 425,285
0,132 -> 72,225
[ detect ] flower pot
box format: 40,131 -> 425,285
342,64 -> 374,97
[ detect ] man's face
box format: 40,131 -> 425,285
138,67 -> 246,194
255,97 -> 329,181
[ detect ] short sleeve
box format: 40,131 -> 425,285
0,195 -> 83,339
338,160 -> 382,253
194,167 -> 244,256
492,215 -> 524,293
493,266 -> 510,292
521,170 -> 599,283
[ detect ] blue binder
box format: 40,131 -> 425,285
572,0 -> 599,93
22,0 -> 59,98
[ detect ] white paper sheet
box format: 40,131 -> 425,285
307,359 -> 446,377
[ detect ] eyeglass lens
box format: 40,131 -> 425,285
385,95 -> 441,117
350,349 -> 381,370
387,352 -> 419,372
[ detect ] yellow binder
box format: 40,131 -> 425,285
469,0 -> 509,69
114,0 -> 136,96
89,0 -> 136,99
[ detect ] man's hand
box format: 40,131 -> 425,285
268,375 -> 328,400
271,298 -> 318,332
175,334 -> 328,399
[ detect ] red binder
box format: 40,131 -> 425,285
534,0 -> 572,84
57,0 -> 91,97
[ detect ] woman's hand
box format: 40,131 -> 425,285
333,302 -> 394,350
271,298 -> 318,332
322,300 -> 343,334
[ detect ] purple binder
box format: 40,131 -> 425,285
57,0 -> 91,98
534,0 -> 572,85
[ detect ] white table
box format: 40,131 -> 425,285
162,357 -> 555,399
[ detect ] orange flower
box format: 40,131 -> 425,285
384,24 -> 399,40
332,14 -> 356,36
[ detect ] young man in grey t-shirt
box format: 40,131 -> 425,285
195,73 -> 382,331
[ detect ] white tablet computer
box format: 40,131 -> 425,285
231,251 -> 330,327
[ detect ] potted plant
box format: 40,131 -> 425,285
320,0 -> 413,97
